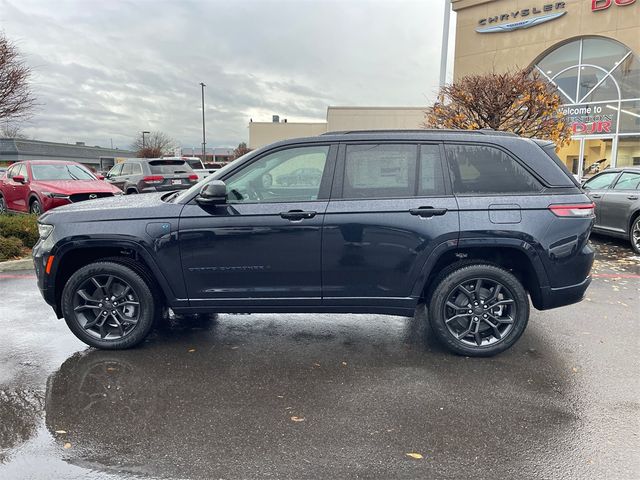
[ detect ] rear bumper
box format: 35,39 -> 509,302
536,275 -> 592,310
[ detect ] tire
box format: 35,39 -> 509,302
0,195 -> 6,214
126,189 -> 137,195
30,199 -> 42,215
630,216 -> 640,255
61,261 -> 156,349
427,263 -> 529,357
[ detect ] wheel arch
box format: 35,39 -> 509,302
414,239 -> 549,310
51,239 -> 180,317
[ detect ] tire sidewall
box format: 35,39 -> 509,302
631,217 -> 640,254
30,199 -> 42,215
428,264 -> 529,357
61,262 -> 156,349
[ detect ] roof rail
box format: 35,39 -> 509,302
320,128 -> 517,137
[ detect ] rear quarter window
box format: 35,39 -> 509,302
445,144 -> 542,195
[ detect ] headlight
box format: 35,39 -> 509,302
38,223 -> 54,239
42,191 -> 70,199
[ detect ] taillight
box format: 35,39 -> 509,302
143,175 -> 164,184
549,203 -> 595,217
188,174 -> 198,181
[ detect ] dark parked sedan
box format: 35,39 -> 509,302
582,167 -> 640,253
105,158 -> 199,194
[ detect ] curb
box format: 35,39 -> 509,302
0,258 -> 34,272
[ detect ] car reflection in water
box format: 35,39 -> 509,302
44,311 -> 572,479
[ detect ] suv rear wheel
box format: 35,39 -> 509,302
428,263 -> 529,357
61,261 -> 156,349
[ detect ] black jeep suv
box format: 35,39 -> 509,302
33,130 -> 595,356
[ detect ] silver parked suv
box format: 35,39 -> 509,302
106,158 -> 199,194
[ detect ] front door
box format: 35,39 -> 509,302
599,171 -> 640,233
321,143 -> 459,308
179,144 -> 336,307
5,164 -> 30,212
582,170 -> 622,228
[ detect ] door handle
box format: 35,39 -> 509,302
591,194 -> 602,198
280,210 -> 317,220
409,206 -> 448,217
627,195 -> 639,200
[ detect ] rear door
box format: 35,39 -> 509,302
321,142 -> 458,309
599,171 -> 640,233
3,164 -> 22,211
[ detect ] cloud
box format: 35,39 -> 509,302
1,0 -> 449,149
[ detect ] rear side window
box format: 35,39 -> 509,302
148,160 -> 191,174
612,172 -> 640,190
446,144 -> 542,195
343,144 -> 417,198
121,163 -> 133,175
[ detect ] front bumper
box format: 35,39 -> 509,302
32,238 -> 59,315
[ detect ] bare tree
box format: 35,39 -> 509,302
424,69 -> 571,146
1,120 -> 27,138
0,34 -> 35,123
232,142 -> 251,160
131,131 -> 176,158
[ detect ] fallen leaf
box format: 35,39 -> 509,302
63,442 -> 72,449
55,430 -> 67,434
276,395 -> 284,399
312,363 -> 321,368
290,416 -> 305,422
188,348 -> 196,353
406,452 -> 423,460
571,367 -> 579,373
341,362 -> 347,367
106,367 -> 117,372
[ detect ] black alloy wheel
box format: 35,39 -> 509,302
428,263 -> 529,357
62,261 -> 156,349
30,199 -> 42,215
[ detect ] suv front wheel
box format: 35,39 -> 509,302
428,263 -> 529,357
61,261 -> 156,349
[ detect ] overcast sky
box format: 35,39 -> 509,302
1,0 -> 454,150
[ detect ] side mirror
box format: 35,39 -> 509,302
196,180 -> 227,205
96,174 -> 105,180
13,175 -> 25,184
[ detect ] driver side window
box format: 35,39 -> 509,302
225,146 -> 330,203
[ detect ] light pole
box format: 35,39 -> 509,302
439,0 -> 451,88
200,82 -> 206,162
142,131 -> 150,149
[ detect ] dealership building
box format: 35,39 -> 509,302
249,0 -> 639,176
452,0 -> 639,174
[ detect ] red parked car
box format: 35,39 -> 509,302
0,160 -> 123,215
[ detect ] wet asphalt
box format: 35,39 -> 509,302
0,235 -> 638,480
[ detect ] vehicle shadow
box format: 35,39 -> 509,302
44,311 -> 578,479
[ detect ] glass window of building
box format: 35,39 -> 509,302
532,37 -> 640,178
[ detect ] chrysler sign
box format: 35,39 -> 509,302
477,2 -> 566,33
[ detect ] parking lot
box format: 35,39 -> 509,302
0,235 -> 638,480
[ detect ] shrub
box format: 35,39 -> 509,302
0,236 -> 23,261
0,215 -> 39,248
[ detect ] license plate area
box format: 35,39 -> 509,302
171,179 -> 182,185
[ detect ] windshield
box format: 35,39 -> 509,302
31,164 -> 96,181
170,151 -> 252,203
